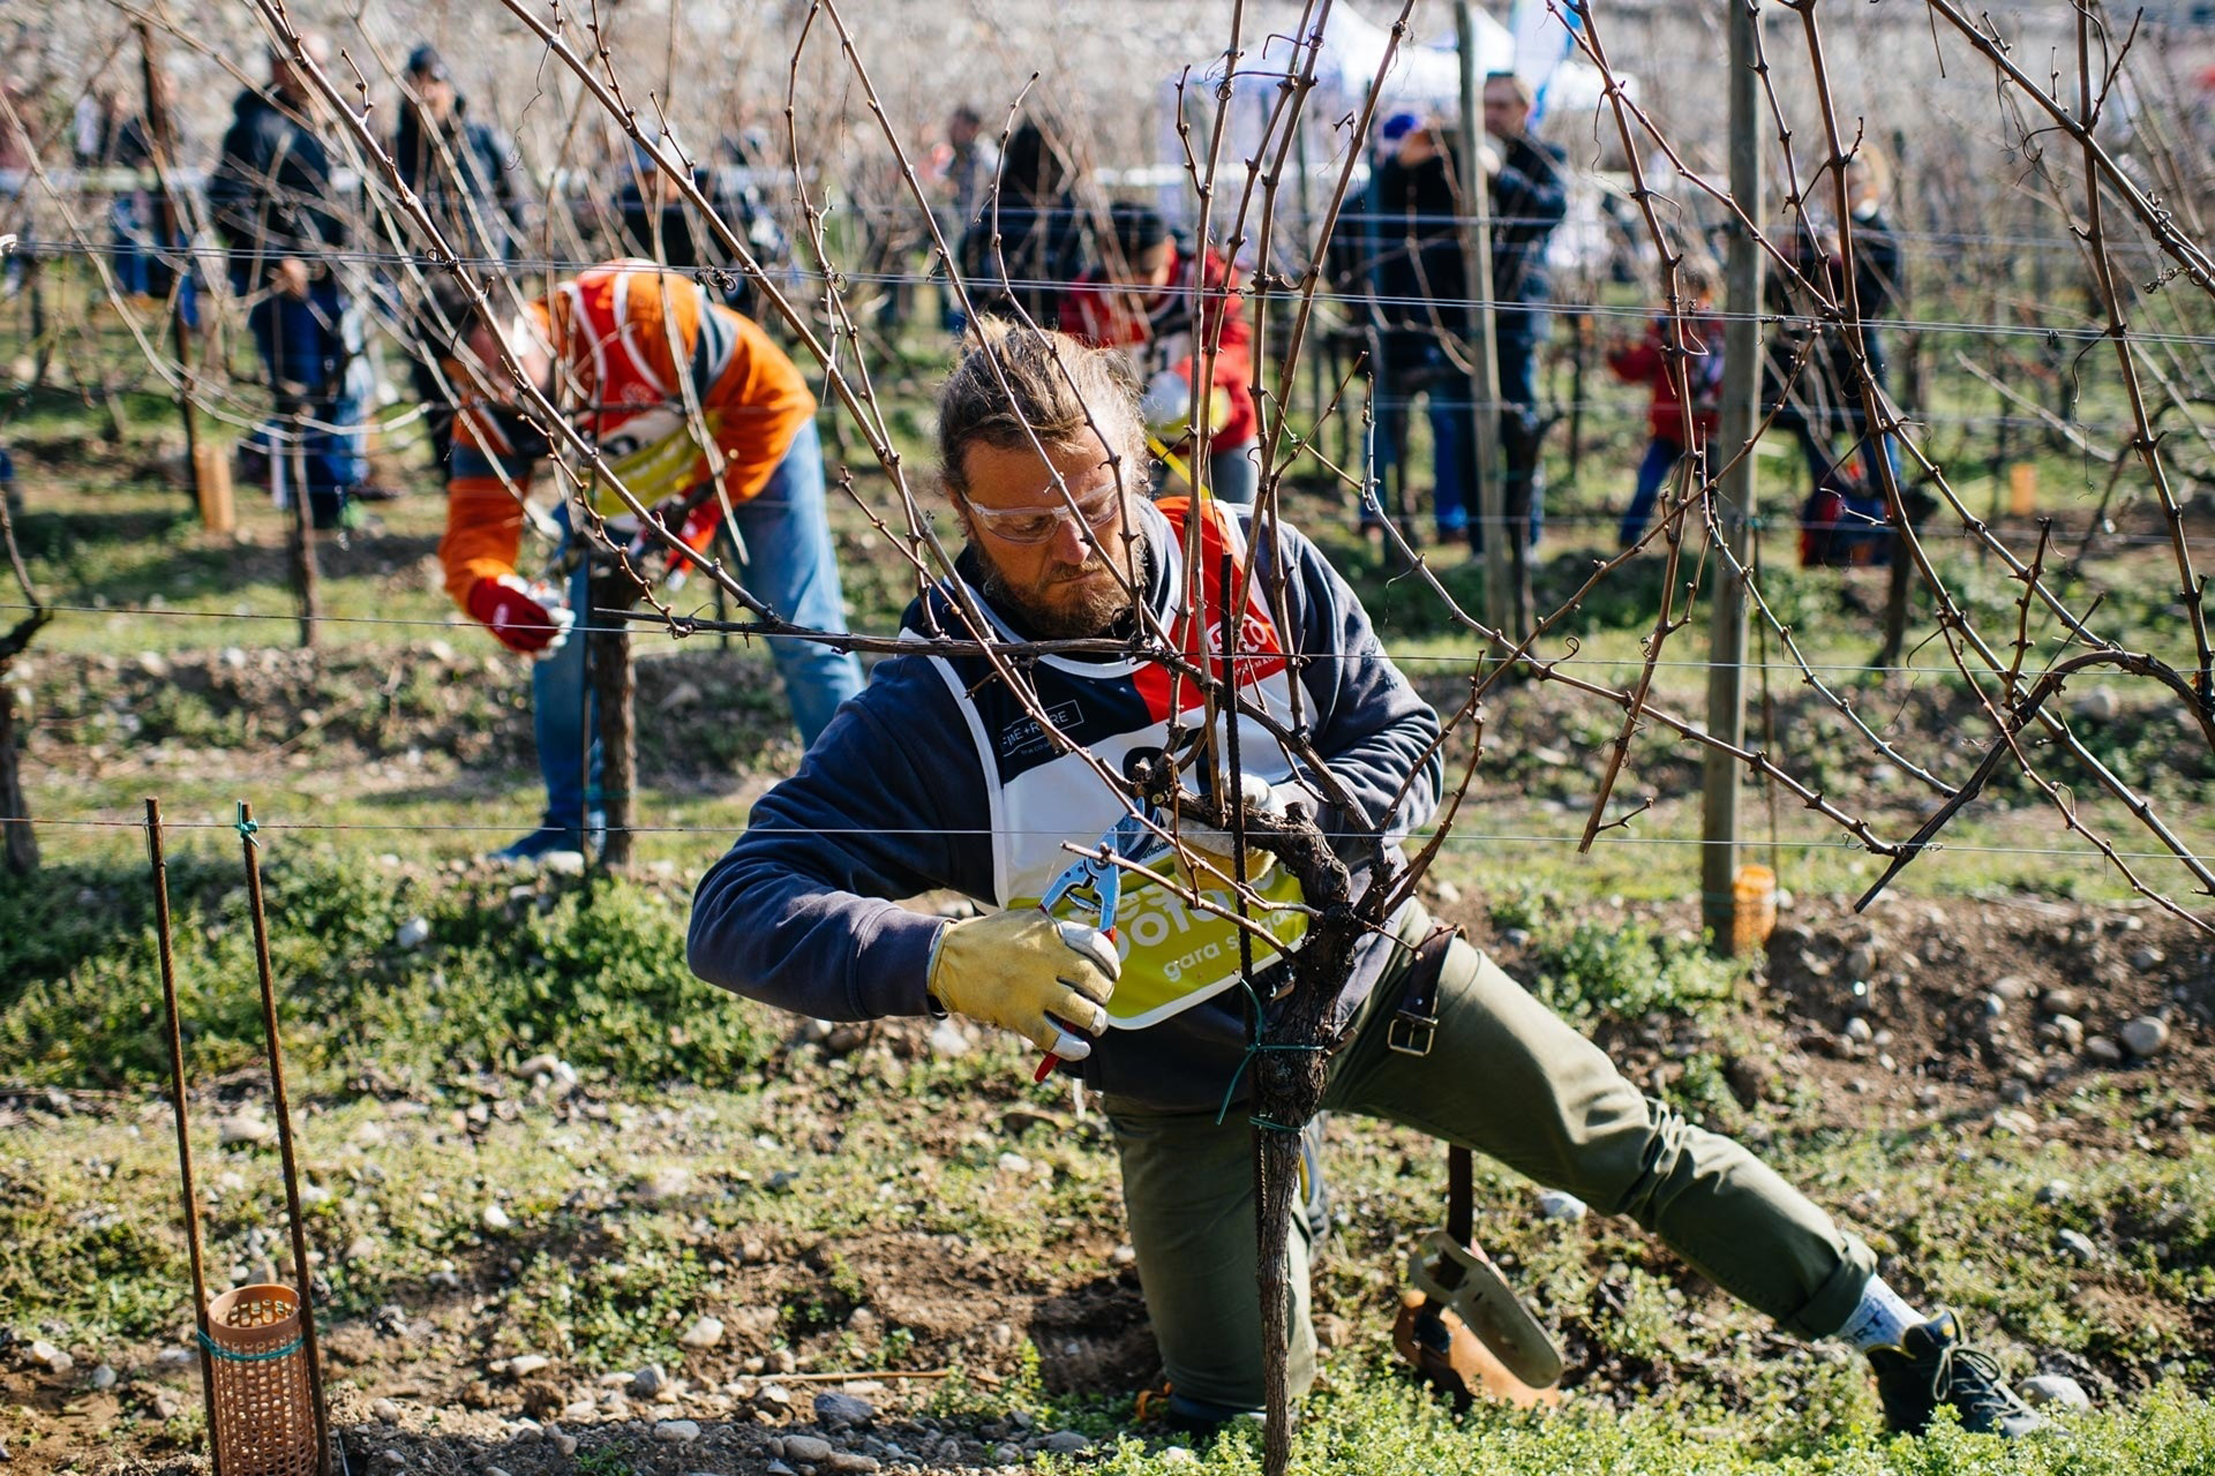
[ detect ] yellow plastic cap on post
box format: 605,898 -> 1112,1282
1730,864 -> 1778,956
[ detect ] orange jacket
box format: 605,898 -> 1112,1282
439,262 -> 814,608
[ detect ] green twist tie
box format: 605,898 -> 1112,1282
1210,977 -> 1329,1127
1214,1036 -> 1328,1127
234,803 -> 259,848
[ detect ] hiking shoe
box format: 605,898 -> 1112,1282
490,824 -> 586,865
1868,1310 -> 2047,1438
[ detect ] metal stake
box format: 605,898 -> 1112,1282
145,797 -> 223,1473
236,801 -> 332,1475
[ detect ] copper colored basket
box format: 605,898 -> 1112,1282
203,1284 -> 320,1476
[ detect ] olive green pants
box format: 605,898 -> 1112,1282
1105,905 -> 1877,1413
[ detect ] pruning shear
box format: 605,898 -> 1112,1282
1031,806 -> 1157,1083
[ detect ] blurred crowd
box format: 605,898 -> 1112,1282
0,37 -> 1909,562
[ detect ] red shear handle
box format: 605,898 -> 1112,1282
1034,926 -> 1117,1081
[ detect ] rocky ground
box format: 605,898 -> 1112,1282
3,882 -> 2208,1475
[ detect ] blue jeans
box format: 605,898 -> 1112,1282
1373,339 -> 1544,548
531,419 -> 864,832
112,196 -> 154,297
1619,436 -> 1685,547
1470,334 -> 1545,553
1373,344 -> 1472,539
246,276 -> 365,528
115,196 -> 201,326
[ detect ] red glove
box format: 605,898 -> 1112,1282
662,497 -> 724,583
465,574 -> 574,655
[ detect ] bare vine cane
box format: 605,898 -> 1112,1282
278,404 -> 321,650
1244,818 -> 1374,1476
0,385 -> 51,877
1146,723 -> 1389,1476
587,558 -> 651,870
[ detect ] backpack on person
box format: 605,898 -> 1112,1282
1798,454 -> 1891,568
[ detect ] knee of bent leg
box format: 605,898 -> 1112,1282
1536,1078 -> 1685,1221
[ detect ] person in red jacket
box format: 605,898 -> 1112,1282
435,260 -> 862,861
1607,259 -> 1724,548
1061,203 -> 1260,504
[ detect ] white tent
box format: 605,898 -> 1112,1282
1133,3 -> 1617,244
1308,4 -> 1517,121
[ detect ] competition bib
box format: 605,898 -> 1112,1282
1015,845 -> 1310,1031
588,406 -> 720,515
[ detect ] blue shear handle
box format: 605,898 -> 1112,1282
1031,813 -> 1151,1083
1039,806 -> 1153,935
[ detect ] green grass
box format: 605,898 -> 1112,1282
1,854 -> 2211,1469
1084,1377 -> 2215,1473
0,856 -> 781,1092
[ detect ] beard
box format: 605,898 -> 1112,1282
973,525 -> 1149,640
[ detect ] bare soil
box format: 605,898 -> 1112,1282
3,882 -> 2208,1475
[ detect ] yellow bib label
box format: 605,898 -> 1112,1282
1020,862 -> 1310,1030
589,408 -> 718,515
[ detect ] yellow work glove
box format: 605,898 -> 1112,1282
1177,825 -> 1278,889
927,911 -> 1121,1060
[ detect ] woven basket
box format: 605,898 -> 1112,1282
204,1284 -> 320,1476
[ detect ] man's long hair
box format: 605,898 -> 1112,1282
935,319 -> 1146,499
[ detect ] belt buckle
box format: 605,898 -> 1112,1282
1387,1005 -> 1436,1057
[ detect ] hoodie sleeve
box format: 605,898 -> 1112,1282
1261,520 -> 1444,860
687,657 -> 993,1022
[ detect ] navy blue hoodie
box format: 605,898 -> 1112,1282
687,502 -> 1443,1111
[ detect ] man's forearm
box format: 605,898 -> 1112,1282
687,847 -> 943,1022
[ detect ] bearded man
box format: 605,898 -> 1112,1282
686,323 -> 2041,1442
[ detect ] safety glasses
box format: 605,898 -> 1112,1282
959,484 -> 1127,545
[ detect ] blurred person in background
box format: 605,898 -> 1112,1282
1473,72 -> 1565,555
430,261 -> 861,862
1763,147 -> 1910,569
1606,258 -> 1723,548
1835,146 -> 1905,495
208,36 -> 369,531
393,42 -> 527,471
1061,202 -> 1258,504
613,127 -> 787,319
956,117 -> 1088,328
1,76 -> 42,296
72,83 -> 190,312
1363,79 -> 1563,556
930,104 -> 997,333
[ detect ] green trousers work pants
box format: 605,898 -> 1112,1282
1104,904 -> 1877,1414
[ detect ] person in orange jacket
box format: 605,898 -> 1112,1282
436,260 -> 863,861
1061,203 -> 1259,504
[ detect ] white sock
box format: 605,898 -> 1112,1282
1835,1275 -> 1925,1351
